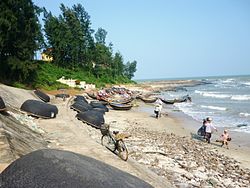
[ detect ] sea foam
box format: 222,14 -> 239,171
195,90 -> 230,99
200,105 -> 227,111
231,95 -> 250,101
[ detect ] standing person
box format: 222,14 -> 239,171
154,104 -> 161,119
197,119 -> 207,139
204,117 -> 217,143
155,98 -> 163,118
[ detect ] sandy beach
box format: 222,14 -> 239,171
1,82 -> 250,187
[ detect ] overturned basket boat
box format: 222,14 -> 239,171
20,100 -> 58,118
76,110 -> 104,129
34,90 -> 50,103
74,95 -> 88,104
109,103 -> 133,110
90,101 -> 109,112
0,149 -> 153,188
70,101 -> 93,113
55,93 -> 70,99
0,96 -> 6,111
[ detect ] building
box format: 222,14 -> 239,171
41,48 -> 53,62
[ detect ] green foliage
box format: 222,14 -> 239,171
123,61 -> 137,79
0,0 -> 43,83
0,1 -> 137,88
33,62 -> 134,90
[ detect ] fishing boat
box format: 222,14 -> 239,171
34,90 -> 50,103
138,96 -> 157,103
20,100 -> 58,118
109,103 -> 133,110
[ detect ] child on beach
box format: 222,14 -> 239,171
204,117 -> 217,143
216,130 -> 231,149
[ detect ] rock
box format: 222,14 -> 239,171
182,172 -> 194,180
193,170 -> 208,180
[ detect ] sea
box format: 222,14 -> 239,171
156,75 -> 250,134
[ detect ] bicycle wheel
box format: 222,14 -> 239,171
117,140 -> 128,161
101,135 -> 116,152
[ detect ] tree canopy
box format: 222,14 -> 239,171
0,0 -> 43,83
0,1 -> 137,87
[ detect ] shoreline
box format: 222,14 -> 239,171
1,81 -> 250,187
136,102 -> 250,169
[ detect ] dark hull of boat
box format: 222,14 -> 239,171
20,100 -> 58,118
70,101 -> 92,113
0,96 -> 6,111
160,98 -> 175,104
55,94 -> 70,98
109,103 -> 133,110
90,101 -> 109,112
160,98 -> 187,104
76,110 -> 104,128
34,90 -> 50,103
74,95 -> 88,104
0,149 -> 153,188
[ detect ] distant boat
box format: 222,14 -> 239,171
160,98 -> 175,104
160,95 -> 191,104
34,90 -> 50,103
109,103 -> 133,110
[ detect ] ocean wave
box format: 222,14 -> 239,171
221,78 -> 235,83
231,95 -> 250,101
243,82 -> 250,86
233,125 -> 250,134
200,105 -> 227,111
195,90 -> 230,99
239,113 -> 250,117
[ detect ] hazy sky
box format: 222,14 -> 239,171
33,0 -> 250,80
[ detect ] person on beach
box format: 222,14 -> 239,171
154,104 -> 161,118
216,130 -> 231,149
204,117 -> 217,143
197,119 -> 207,139
154,98 -> 163,118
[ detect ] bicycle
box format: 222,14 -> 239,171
100,124 -> 130,161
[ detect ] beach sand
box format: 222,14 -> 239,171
1,83 -> 250,187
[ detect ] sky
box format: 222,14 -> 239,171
33,0 -> 250,80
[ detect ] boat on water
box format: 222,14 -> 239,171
109,103 -> 133,110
